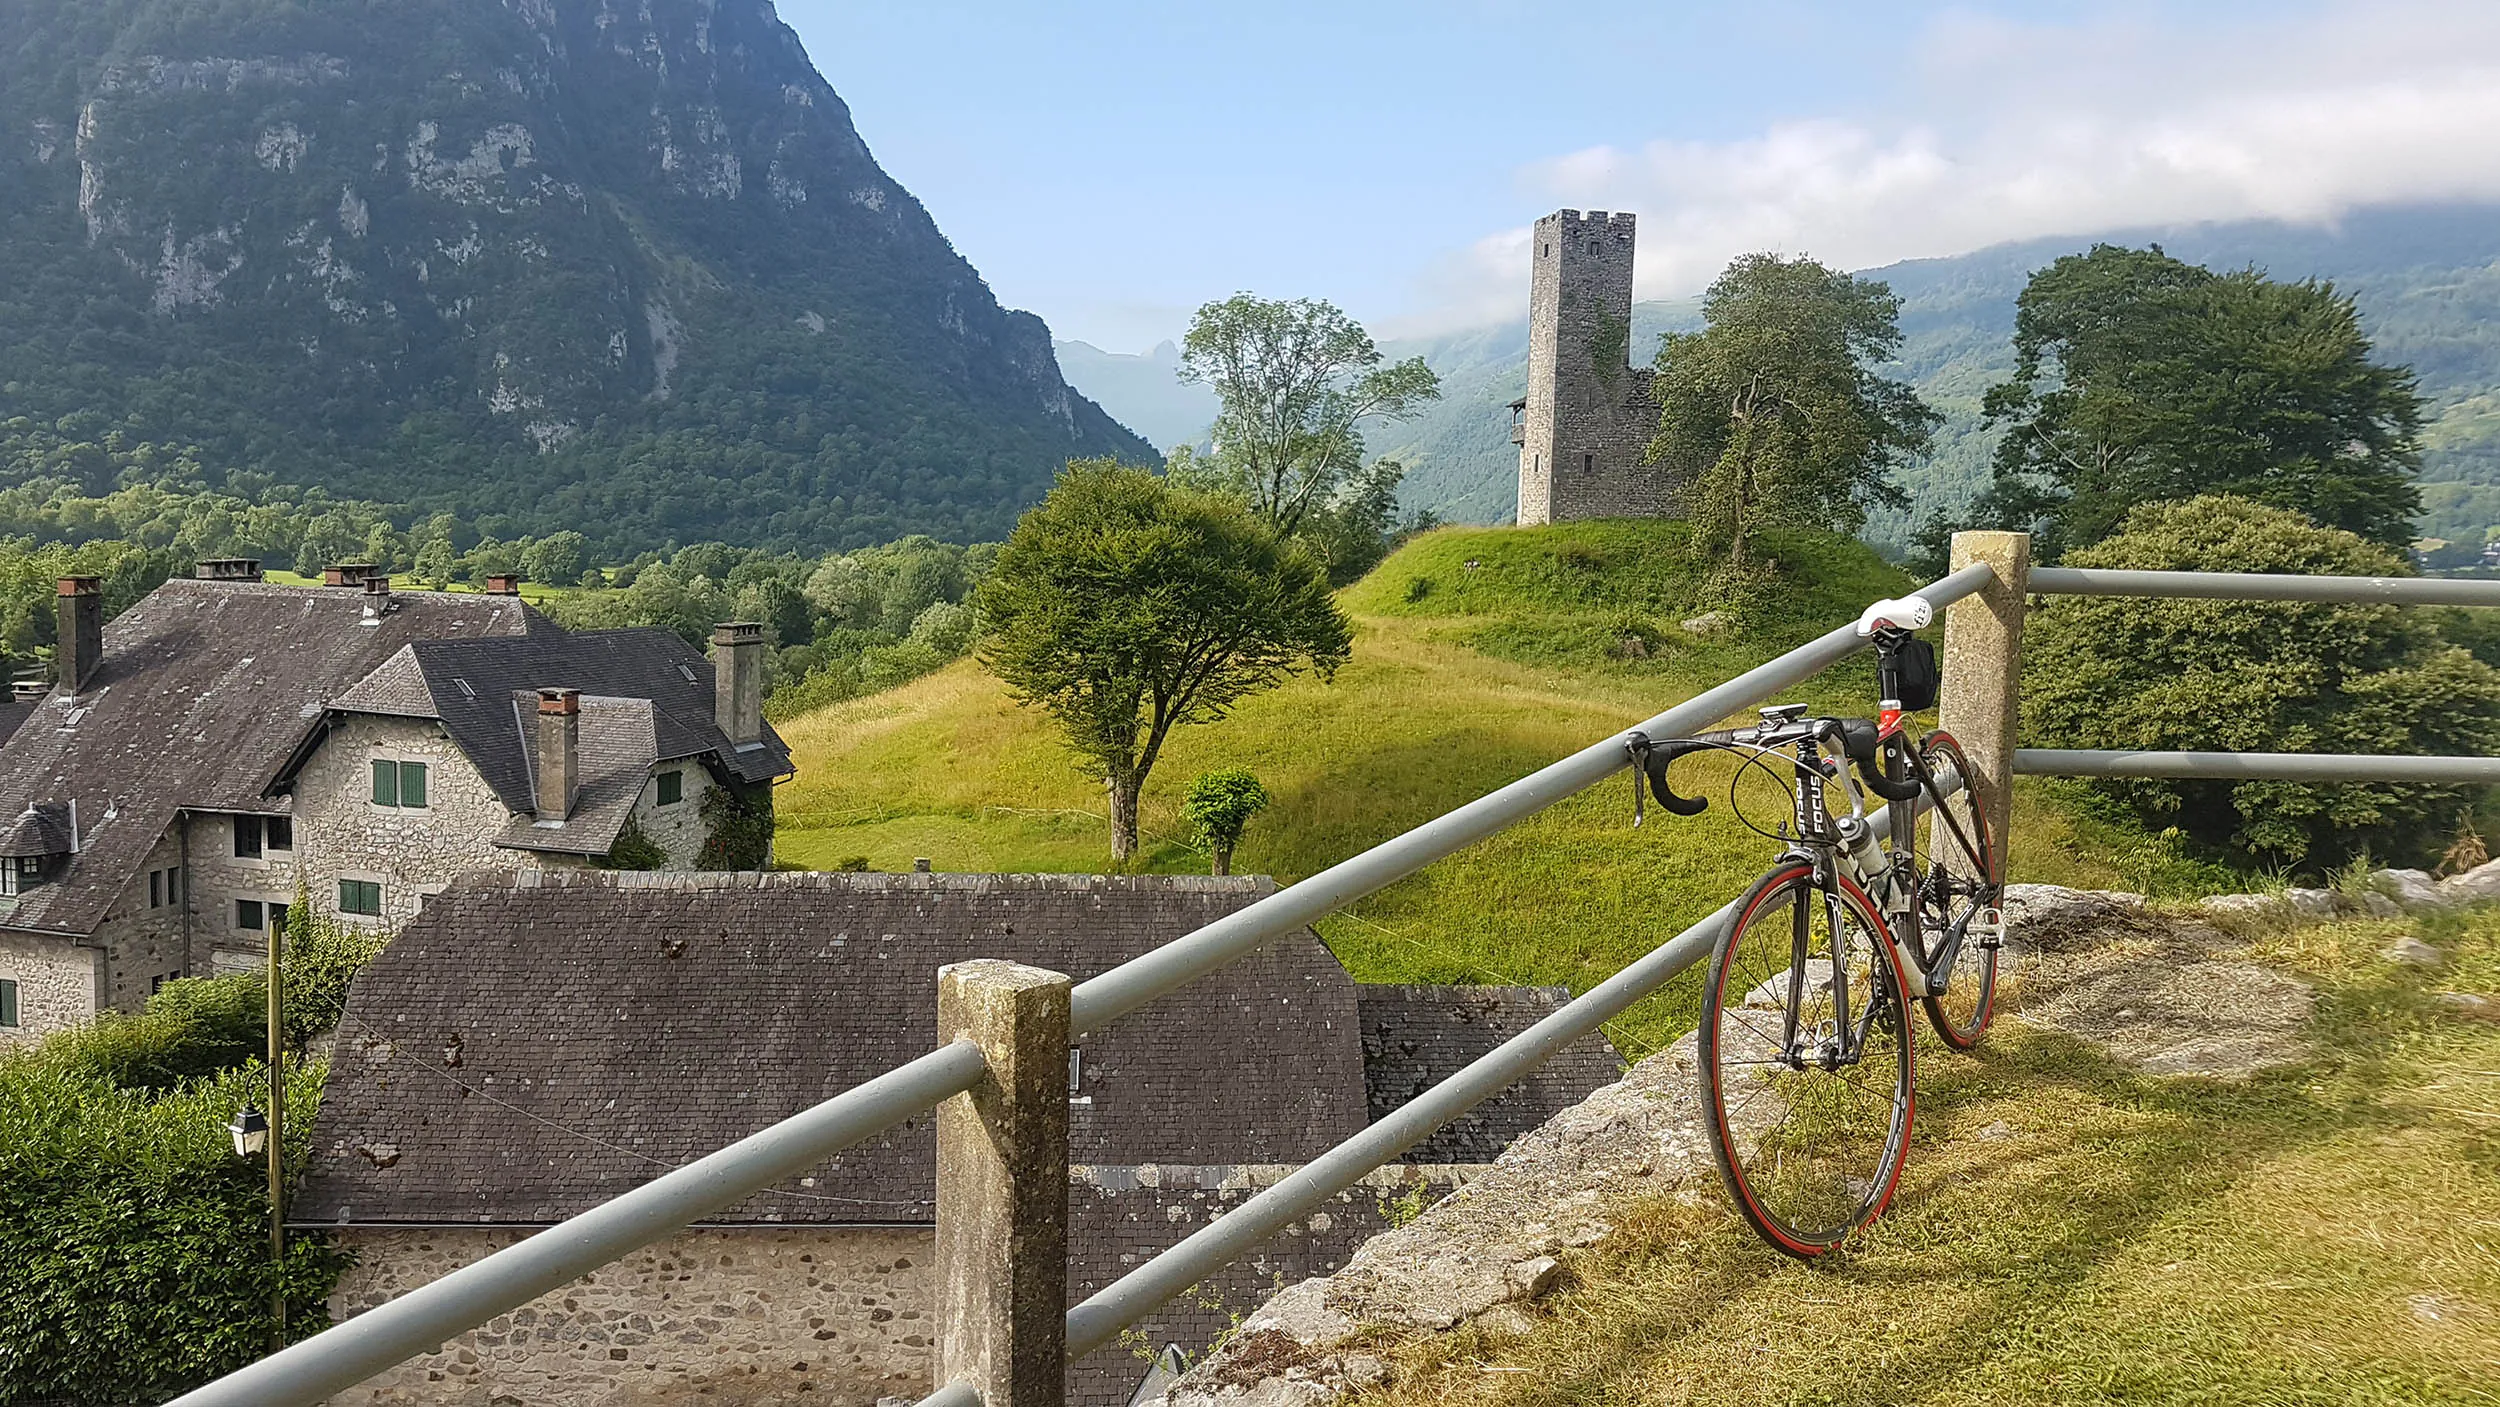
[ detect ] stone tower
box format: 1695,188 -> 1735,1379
1513,210 -> 1670,525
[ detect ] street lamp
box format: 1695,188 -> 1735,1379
227,1103 -> 269,1158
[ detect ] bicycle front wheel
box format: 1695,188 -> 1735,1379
1700,862 -> 1915,1258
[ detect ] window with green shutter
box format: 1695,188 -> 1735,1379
656,769 -> 683,806
371,760 -> 430,808
399,761 -> 428,808
0,978 -> 17,1028
339,879 -> 382,916
371,759 -> 398,806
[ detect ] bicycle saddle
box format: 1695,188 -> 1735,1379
1856,596 -> 1933,636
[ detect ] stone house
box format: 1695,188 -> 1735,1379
298,871 -> 1625,1407
0,562 -> 791,1046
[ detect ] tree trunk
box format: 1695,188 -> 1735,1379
1212,842 -> 1232,877
1107,775 -> 1139,865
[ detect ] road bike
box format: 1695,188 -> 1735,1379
1629,596 -> 2005,1257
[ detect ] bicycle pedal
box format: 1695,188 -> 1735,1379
1973,905 -> 2006,950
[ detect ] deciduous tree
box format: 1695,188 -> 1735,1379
1178,295 -> 1440,538
978,462 -> 1350,863
1647,255 -> 1935,576
1948,244 -> 2423,561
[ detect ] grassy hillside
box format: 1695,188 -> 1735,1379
1374,905 -> 2500,1405
774,520 -> 2142,1056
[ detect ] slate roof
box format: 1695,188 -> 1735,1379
315,627 -> 792,855
295,872 -> 1376,1226
1357,985 -> 1626,1163
0,581 -> 535,936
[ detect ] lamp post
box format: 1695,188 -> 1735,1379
230,913 -> 285,1353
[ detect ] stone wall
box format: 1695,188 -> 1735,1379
326,1225 -> 933,1407
628,760 -> 713,868
91,824 -> 190,1012
289,714 -> 578,931
1516,210 -> 1675,526
319,1166 -> 1476,1407
0,928 -> 100,1046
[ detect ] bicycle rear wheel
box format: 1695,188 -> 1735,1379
1700,862 -> 1914,1258
1913,730 -> 2002,1049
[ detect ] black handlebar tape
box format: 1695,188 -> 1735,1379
1640,729 -> 1738,817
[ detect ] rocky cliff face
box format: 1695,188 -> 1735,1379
0,0 -> 1152,548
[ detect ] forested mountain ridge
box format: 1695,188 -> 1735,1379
0,0 -> 1153,552
1054,206 -> 2500,551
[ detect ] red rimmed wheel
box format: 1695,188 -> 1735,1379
1699,862 -> 1915,1258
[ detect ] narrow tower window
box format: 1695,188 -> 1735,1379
1583,453 -> 1595,475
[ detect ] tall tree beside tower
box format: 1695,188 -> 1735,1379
1647,255 -> 1937,576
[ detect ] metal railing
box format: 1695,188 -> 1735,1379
169,544 -> 2500,1407
171,564 -> 1998,1407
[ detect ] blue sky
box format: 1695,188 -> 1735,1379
780,1 -> 2499,352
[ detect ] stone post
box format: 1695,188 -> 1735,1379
935,960 -> 1071,1407
1938,531 -> 2031,880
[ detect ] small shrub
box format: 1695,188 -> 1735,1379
595,816 -> 669,871
1403,575 -> 1434,603
833,854 -> 872,872
1182,768 -> 1272,876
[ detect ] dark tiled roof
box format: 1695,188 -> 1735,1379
491,694 -> 657,856
0,581 -> 535,936
296,872 -> 1373,1226
327,628 -> 791,834
1356,985 -> 1625,1163
0,801 -> 72,857
0,697 -> 36,748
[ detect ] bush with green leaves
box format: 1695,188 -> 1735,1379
2023,496 -> 2500,866
1182,769 -> 1272,876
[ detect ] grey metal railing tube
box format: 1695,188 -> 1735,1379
1067,562 -> 1997,1037
2015,749 -> 2500,784
917,1380 -> 984,1407
2028,567 -> 2500,607
1062,775 -> 1958,1360
165,1041 -> 992,1407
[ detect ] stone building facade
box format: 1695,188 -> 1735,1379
1513,209 -> 1675,525
322,1166 -> 1464,1407
298,872 -> 1619,1406
0,566 -> 789,1046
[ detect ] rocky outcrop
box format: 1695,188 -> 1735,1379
1154,881 -> 2334,1405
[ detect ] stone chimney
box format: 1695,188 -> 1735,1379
536,688 -> 580,821
56,576 -> 102,694
194,558 -> 263,582
482,573 -> 523,596
711,622 -> 764,746
321,563 -> 377,588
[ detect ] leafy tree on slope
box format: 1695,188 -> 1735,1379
978,462 -> 1349,864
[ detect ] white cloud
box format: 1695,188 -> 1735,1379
1408,1 -> 2500,331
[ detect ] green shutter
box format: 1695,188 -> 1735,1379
371,759 -> 398,806
656,770 -> 682,805
400,761 -> 429,808
0,978 -> 16,1028
338,879 -> 382,916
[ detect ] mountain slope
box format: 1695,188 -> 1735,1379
1065,207 -> 2497,551
0,0 -> 1154,551
1051,339 -> 1215,452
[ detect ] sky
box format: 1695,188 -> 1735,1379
780,1 -> 2500,353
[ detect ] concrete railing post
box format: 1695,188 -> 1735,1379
1938,531 -> 2031,880
935,960 -> 1072,1407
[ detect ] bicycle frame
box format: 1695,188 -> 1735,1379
1766,723 -> 1990,1068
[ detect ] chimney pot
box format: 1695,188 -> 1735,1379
483,573 -> 523,596
362,574 -> 392,595
322,563 -> 377,588
194,558 -> 263,582
535,688 -> 581,820
711,622 -> 764,746
56,576 -> 103,693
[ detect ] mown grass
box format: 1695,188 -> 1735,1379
261,568 -> 581,604
1363,909 -> 2500,1406
774,520 -> 2145,1055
